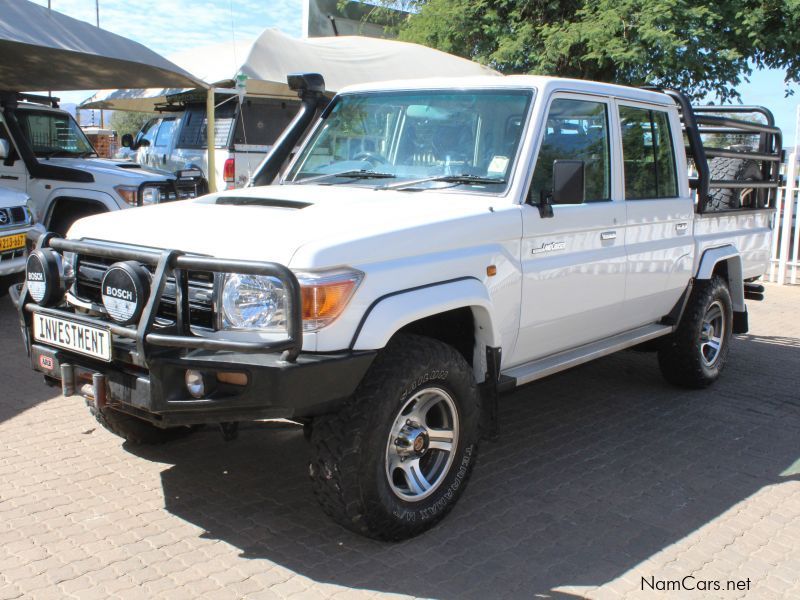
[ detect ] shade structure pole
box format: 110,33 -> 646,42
206,86 -> 217,193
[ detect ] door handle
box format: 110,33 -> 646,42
600,231 -> 617,241
676,222 -> 688,232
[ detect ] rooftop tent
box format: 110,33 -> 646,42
0,0 -> 205,91
81,28 -> 499,111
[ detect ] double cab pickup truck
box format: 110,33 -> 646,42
0,93 -> 203,235
11,74 -> 781,540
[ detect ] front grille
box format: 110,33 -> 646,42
74,254 -> 215,329
0,206 -> 32,229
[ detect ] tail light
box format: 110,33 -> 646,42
223,158 -> 235,185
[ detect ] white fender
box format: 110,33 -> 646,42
352,277 -> 500,369
696,245 -> 745,312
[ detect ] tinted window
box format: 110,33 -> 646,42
176,102 -> 236,149
619,106 -> 678,199
233,99 -> 300,146
154,118 -> 177,148
531,98 -> 610,203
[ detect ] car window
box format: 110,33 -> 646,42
530,98 -> 611,203
154,118 -> 177,148
234,99 -> 300,146
286,89 -> 532,191
137,118 -> 160,147
177,102 -> 236,149
619,106 -> 678,199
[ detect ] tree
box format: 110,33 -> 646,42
388,0 -> 800,101
109,110 -> 154,138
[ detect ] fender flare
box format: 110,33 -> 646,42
695,245 -> 745,313
43,188 -> 118,228
350,276 -> 501,356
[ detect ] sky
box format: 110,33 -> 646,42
28,0 -> 800,148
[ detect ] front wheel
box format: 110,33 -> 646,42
658,276 -> 733,388
309,334 -> 480,540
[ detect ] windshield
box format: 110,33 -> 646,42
285,89 -> 533,191
17,109 -> 95,157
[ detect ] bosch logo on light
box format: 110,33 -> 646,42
104,286 -> 134,301
27,271 -> 44,281
100,262 -> 150,326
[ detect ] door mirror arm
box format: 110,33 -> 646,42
538,190 -> 554,218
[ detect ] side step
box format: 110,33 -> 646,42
502,324 -> 674,387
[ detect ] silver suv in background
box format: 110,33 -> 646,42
0,93 -> 204,235
123,90 -> 299,190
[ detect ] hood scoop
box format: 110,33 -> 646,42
215,197 -> 312,209
114,162 -> 142,169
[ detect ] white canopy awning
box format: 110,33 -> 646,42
81,28 -> 498,111
0,0 -> 205,91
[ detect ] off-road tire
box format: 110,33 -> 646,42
309,334 -> 481,541
658,276 -> 733,388
707,157 -> 762,211
90,404 -> 197,445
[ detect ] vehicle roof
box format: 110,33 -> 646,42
338,75 -> 674,106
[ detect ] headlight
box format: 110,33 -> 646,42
220,273 -> 288,332
25,197 -> 36,223
141,186 -> 162,205
114,185 -> 139,206
218,268 -> 363,333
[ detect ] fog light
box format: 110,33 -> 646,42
185,370 -> 205,398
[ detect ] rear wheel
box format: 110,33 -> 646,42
309,334 -> 480,540
658,276 -> 733,388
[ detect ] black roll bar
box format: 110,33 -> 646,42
26,237 -> 304,363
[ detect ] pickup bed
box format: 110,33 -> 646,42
11,74 -> 781,540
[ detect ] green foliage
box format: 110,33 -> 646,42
387,0 -> 800,101
109,111 -> 154,138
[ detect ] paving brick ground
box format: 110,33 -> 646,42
0,284 -> 798,599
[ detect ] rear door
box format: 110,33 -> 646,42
617,102 -> 694,327
512,93 -> 627,364
152,117 -> 178,170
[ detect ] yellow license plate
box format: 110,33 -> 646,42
0,233 -> 26,252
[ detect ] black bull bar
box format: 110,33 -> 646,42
16,235 -> 304,364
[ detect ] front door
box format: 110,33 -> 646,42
511,94 -> 627,366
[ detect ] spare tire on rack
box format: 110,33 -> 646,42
706,156 -> 762,211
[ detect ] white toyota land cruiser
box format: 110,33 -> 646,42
0,93 -> 203,235
11,74 -> 781,540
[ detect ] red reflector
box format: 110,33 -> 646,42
223,158 -> 235,182
39,355 -> 54,370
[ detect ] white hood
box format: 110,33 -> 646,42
67,183 -> 502,268
0,186 -> 29,209
44,157 -> 172,182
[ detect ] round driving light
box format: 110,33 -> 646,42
185,370 -> 205,398
101,261 -> 150,325
26,249 -> 63,306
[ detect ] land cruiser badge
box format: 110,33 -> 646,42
531,241 -> 566,255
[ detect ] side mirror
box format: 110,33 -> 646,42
121,133 -> 134,149
0,138 -> 8,159
552,160 -> 585,205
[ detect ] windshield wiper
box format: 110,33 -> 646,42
379,174 -> 507,191
294,170 -> 396,185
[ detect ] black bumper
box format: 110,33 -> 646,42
29,342 -> 375,427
